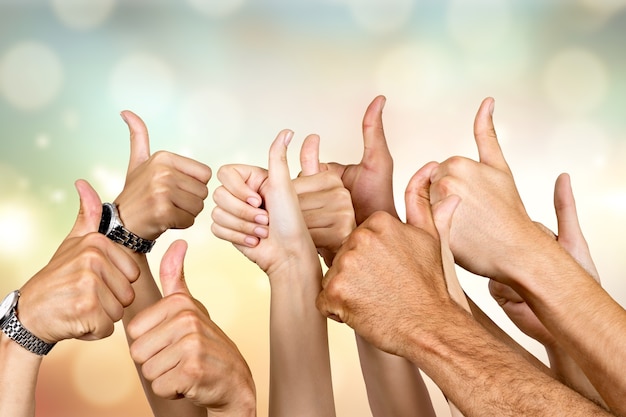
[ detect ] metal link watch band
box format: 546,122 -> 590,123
1,314 -> 55,356
108,225 -> 156,253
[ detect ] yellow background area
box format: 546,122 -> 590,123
1,1 -> 626,416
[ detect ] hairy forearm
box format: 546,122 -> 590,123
355,334 -> 436,417
403,301 -> 612,417
0,334 -> 43,417
268,261 -> 335,417
505,238 -> 626,415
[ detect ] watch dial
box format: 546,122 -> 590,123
98,204 -> 112,234
0,291 -> 18,323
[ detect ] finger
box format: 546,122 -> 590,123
315,287 -> 344,323
553,173 -> 600,281
68,179 -> 103,238
121,110 -> 151,174
488,279 -> 525,304
211,204 -> 268,241
473,97 -> 512,175
212,185 -> 269,226
210,220 -> 261,248
217,164 -> 268,208
432,195 -> 468,310
163,152 -> 212,185
267,129 -> 295,190
361,95 -> 392,167
299,134 -> 321,176
404,161 -> 439,238
160,240 -> 191,297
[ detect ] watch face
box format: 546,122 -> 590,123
0,291 -> 18,325
98,203 -> 113,235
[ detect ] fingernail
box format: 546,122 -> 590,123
284,130 -> 294,146
247,197 -> 261,207
244,236 -> 259,247
489,99 -> 495,116
254,214 -> 269,225
120,111 -> 129,124
254,226 -> 268,238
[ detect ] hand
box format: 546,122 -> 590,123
316,162 -> 453,358
326,95 -> 399,224
294,134 -> 356,266
429,97 -> 540,282
18,180 -> 139,343
213,130 -> 320,276
127,240 -> 256,414
114,111 -> 212,241
489,173 -> 600,347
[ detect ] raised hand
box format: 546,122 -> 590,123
115,111 -> 212,241
429,97 -> 538,282
326,95 -> 398,224
127,240 -> 256,415
316,162 -> 451,358
294,134 -> 355,266
18,180 -> 139,343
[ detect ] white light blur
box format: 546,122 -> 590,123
446,0 -> 514,53
0,203 -> 34,256
51,0 -> 117,30
109,53 -> 175,120
0,41 -> 64,111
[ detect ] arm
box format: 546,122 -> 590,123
429,97 -> 625,414
211,130 -> 335,417
126,240 -> 256,416
324,96 -> 435,417
113,111 -> 212,417
316,164 -> 613,417
0,180 -> 139,417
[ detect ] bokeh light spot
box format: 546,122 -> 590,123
0,41 -> 64,111
542,47 -> 609,115
446,0 -> 513,52
186,0 -> 246,18
0,203 -> 34,255
110,53 -> 175,119
51,0 -> 117,30
346,0 -> 415,34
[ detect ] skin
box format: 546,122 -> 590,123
429,97 -> 626,415
316,162 -> 613,417
212,130 -> 335,417
126,240 -> 256,416
0,180 -> 139,417
114,110 -> 225,417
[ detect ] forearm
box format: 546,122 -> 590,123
0,334 -> 43,417
404,301 -> 612,417
355,334 -> 436,417
268,261 -> 335,417
506,239 -> 626,414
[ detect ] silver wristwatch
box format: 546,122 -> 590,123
0,290 -> 56,356
98,202 -> 155,253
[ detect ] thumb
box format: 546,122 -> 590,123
159,240 -> 191,297
361,95 -> 392,168
268,129 -> 295,190
120,110 -> 151,175
404,161 -> 439,238
553,173 -> 600,281
473,97 -> 512,175
68,179 -> 103,238
299,134 -> 321,176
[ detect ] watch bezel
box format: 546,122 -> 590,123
0,290 -> 19,327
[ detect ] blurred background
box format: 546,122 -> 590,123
1,0 -> 625,416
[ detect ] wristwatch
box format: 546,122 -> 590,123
98,202 -> 155,253
0,290 -> 56,356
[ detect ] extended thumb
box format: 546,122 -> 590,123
69,179 -> 103,238
121,110 -> 151,174
159,240 -> 191,297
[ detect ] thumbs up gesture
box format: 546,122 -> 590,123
126,240 -> 256,414
17,180 -> 140,344
429,98 -> 536,282
113,111 -> 212,242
